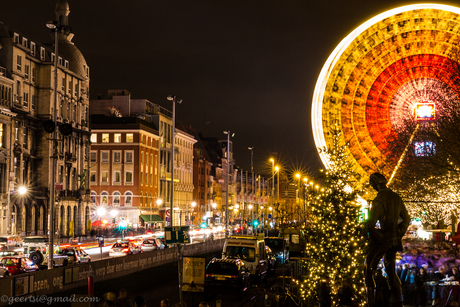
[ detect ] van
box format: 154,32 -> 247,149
22,236 -> 70,268
279,228 -> 306,256
222,234 -> 268,283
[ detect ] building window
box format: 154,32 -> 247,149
114,134 -> 121,143
90,152 -> 97,163
101,171 -> 109,184
125,171 -> 133,184
102,133 -> 109,143
125,151 -> 133,163
140,172 -> 143,185
65,60 -> 69,69
141,151 -> 144,165
113,151 -> 121,163
101,151 -> 109,163
124,192 -> 132,206
126,133 -> 133,143
113,171 -> 121,184
90,171 -> 96,183
113,192 -> 121,206
91,133 -> 97,143
91,191 -> 96,205
40,47 -> 45,61
62,77 -> 65,92
16,55 -> 22,71
23,92 -> 28,108
68,80 -> 72,94
25,65 -> 29,80
101,192 -> 108,205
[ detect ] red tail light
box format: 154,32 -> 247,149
206,273 -> 212,277
231,275 -> 238,279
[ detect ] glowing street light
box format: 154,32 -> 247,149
18,186 -> 27,195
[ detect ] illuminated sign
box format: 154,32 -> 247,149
414,103 -> 436,121
414,141 -> 436,157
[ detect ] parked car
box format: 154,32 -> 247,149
0,256 -> 38,277
140,238 -> 164,251
109,242 -> 143,257
57,247 -> 91,264
205,258 -> 250,297
264,237 -> 289,264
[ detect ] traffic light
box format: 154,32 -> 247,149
253,220 -> 259,228
43,120 -> 56,133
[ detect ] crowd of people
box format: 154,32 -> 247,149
381,239 -> 460,307
96,289 -> 211,307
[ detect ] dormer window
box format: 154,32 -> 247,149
13,33 -> 19,43
22,37 -> 28,48
51,53 -> 55,63
30,42 -> 36,56
40,47 -> 45,61
58,57 -> 63,66
64,60 -> 69,69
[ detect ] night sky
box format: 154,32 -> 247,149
1,0 -> 454,177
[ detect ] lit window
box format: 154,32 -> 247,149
101,171 -> 109,183
113,192 -> 121,205
90,191 -> 96,204
114,134 -> 121,143
126,133 -> 133,143
102,134 -> 109,143
125,171 -> 133,183
125,192 -> 132,206
101,192 -> 108,205
91,134 -> 97,143
114,171 -> 121,183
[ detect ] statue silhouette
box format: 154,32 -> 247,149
364,173 -> 410,307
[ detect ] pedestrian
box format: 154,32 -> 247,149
132,296 -> 146,307
337,278 -> 354,307
405,263 -> 419,306
174,303 -> 186,307
103,292 -> 117,307
160,299 -> 170,307
198,302 -> 209,307
418,267 -> 428,307
364,172 -> 410,307
115,288 -> 131,307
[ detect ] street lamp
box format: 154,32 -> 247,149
270,158 -> 275,227
46,19 -> 63,270
223,130 -> 234,238
275,166 -> 280,226
167,96 -> 182,227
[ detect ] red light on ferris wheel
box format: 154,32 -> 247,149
414,103 -> 436,121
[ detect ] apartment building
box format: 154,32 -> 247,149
0,1 -> 91,236
89,115 -> 160,228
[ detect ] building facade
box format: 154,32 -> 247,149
0,1 -> 91,237
89,115 -> 160,229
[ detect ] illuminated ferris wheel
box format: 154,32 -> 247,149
312,4 -> 460,186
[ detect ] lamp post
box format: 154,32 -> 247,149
223,130 -> 234,238
46,19 -> 65,270
275,165 -> 280,226
167,96 -> 182,227
248,147 -> 254,232
270,158 -> 275,227
296,173 -> 301,224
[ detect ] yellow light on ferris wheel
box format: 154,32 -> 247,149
414,103 -> 436,121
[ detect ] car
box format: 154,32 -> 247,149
205,258 -> 250,297
57,247 -> 91,264
140,238 -> 164,251
264,237 -> 289,264
109,242 -> 143,257
0,256 -> 38,277
22,236 -> 70,268
158,237 -> 169,248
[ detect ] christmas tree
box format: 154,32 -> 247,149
300,127 -> 367,306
